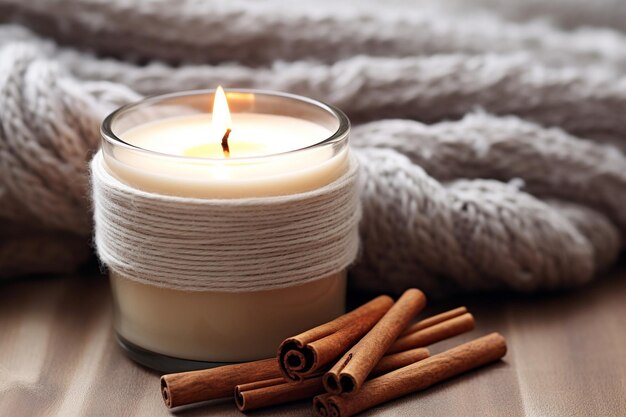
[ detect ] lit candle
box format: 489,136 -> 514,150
100,88 -> 352,366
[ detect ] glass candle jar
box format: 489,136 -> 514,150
99,89 -> 352,371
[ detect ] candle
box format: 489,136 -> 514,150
99,88 -> 352,367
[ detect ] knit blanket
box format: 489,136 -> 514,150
1,0 -> 625,295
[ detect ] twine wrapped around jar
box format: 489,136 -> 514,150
91,151 -> 362,292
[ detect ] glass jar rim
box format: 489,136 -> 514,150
101,88 -> 350,162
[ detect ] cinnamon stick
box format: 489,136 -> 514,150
161,313 -> 441,409
160,358 -> 280,408
236,376 -> 324,411
324,288 -> 427,395
278,295 -> 394,382
316,333 -> 507,417
236,348 -> 430,411
162,299 -> 469,409
369,347 -> 430,377
314,394 -> 333,417
400,306 -> 468,336
387,312 -> 475,354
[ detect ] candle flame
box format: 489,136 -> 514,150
184,87 -> 235,158
211,85 -> 233,141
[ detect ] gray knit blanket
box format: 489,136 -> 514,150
1,0 -> 625,295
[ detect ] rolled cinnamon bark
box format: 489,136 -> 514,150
316,333 -> 507,417
236,347 -> 430,411
162,296 -> 462,409
400,306 -> 468,336
369,347 -> 430,377
161,303 -> 443,409
278,295 -> 394,382
160,358 -> 280,408
323,289 -> 427,395
387,312 -> 475,354
314,394 -> 332,417
236,375 -> 324,411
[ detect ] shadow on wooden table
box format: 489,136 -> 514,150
0,263 -> 625,416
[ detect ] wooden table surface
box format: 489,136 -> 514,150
1,265 -> 625,417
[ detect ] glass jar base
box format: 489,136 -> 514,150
116,334 -> 237,373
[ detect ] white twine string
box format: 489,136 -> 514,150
91,151 -> 361,292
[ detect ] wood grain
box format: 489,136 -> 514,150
1,266 -> 625,417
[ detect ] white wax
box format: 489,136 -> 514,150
127,113 -> 327,158
106,112 -> 349,362
106,114 -> 348,198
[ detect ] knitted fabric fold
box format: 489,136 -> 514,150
0,1 -> 624,295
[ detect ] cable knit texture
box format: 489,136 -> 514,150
0,0 -> 624,295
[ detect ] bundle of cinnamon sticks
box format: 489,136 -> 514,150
161,288 -> 507,416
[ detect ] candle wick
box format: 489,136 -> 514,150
221,128 -> 231,158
